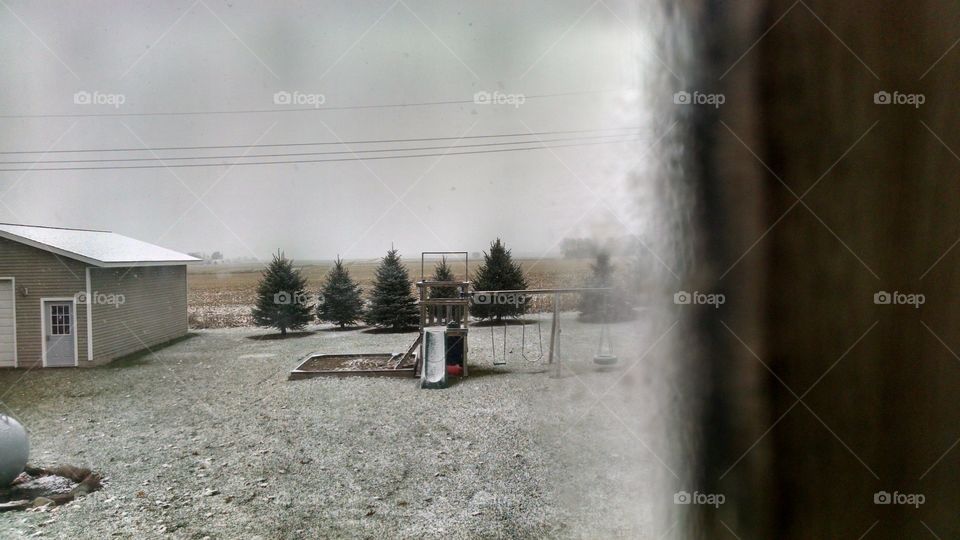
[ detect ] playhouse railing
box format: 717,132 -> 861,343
417,281 -> 470,326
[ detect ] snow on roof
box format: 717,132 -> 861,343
0,223 -> 200,267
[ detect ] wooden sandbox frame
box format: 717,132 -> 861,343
288,335 -> 421,380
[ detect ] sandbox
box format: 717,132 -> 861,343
288,353 -> 416,380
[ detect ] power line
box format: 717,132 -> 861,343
0,132 -> 640,165
0,125 -> 642,155
0,137 -> 642,172
0,88 -> 634,120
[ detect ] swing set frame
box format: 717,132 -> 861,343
468,287 -> 612,377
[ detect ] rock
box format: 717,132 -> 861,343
31,497 -> 54,508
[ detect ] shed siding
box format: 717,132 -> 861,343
0,236 -> 88,368
90,265 -> 187,363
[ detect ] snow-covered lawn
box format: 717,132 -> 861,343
0,312 -> 682,539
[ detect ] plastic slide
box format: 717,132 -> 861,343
420,327 -> 447,389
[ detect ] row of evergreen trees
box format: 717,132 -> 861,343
251,249 -> 413,335
251,239 -> 529,336
251,239 -> 627,336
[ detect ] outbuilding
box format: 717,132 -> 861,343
0,223 -> 198,368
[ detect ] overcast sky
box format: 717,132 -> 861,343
0,0 -> 661,261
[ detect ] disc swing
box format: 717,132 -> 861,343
593,291 -> 619,366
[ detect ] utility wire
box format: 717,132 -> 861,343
0,137 -> 642,172
0,132 -> 640,165
0,125 -> 642,155
0,88 -> 634,120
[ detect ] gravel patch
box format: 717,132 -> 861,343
0,311 -> 686,539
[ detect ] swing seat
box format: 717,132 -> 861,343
593,353 -> 619,366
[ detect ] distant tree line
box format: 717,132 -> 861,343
186,251 -> 225,264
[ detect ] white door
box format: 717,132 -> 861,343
44,300 -> 75,367
0,280 -> 14,367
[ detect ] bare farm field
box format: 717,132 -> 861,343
188,258 -> 594,329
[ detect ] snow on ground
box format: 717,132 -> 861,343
0,311 -> 686,539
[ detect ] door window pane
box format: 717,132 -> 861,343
51,305 -> 71,335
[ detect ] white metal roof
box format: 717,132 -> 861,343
0,223 -> 200,267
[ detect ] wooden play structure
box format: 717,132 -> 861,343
416,252 -> 471,388
415,251 -> 615,388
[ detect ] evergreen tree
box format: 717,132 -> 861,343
470,238 -> 528,321
579,250 -> 632,322
251,252 -> 313,336
365,248 -> 419,330
317,256 -> 364,329
429,257 -> 458,299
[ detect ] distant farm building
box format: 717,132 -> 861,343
0,223 -> 198,368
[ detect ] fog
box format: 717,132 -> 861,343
0,0 -> 660,261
